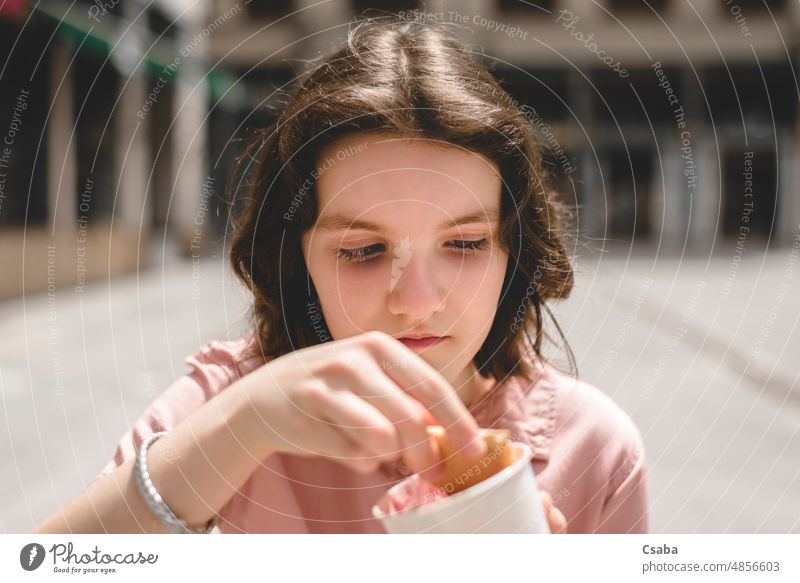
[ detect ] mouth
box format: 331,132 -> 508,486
397,336 -> 448,350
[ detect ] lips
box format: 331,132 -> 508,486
397,336 -> 447,350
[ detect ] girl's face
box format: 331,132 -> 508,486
301,133 -> 509,401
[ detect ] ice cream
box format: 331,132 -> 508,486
373,435 -> 549,533
426,425 -> 516,495
384,426 -> 518,513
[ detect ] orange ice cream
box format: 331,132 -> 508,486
426,426 -> 516,495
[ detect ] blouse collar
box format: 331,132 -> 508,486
466,358 -> 555,462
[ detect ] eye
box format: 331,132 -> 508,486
335,239 -> 489,265
449,239 -> 489,255
336,243 -> 385,264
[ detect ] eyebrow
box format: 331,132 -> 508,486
314,208 -> 501,232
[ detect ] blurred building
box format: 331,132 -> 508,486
0,0 -> 218,299
208,0 -> 800,254
2,0 -> 798,298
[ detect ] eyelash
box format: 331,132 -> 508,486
336,239 -> 490,264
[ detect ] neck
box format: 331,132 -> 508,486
454,363 -> 496,408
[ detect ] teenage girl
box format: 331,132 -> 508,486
34,17 -> 647,534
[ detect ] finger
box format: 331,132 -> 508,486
289,384 -> 383,472
332,362 -> 442,481
318,426 -> 384,474
540,490 -> 553,512
539,491 -> 566,534
289,409 -> 377,472
366,333 -> 485,459
316,387 -> 401,463
324,440 -> 384,474
549,506 -> 567,534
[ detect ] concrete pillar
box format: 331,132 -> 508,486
567,69 -> 605,236
47,40 -> 77,232
681,66 -> 718,253
787,47 -> 800,241
656,134 -> 687,251
691,134 -> 720,253
170,68 -> 210,255
579,148 -> 607,236
778,129 -> 800,241
788,0 -> 800,25
171,0 -> 211,255
115,72 -> 150,234
560,0 -> 602,20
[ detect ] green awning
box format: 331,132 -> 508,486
206,69 -> 234,102
38,1 -> 113,57
37,1 -> 178,78
144,47 -> 178,78
206,68 -> 245,108
36,1 -> 242,107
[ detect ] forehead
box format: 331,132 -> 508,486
314,134 -> 502,222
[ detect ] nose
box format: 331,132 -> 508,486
386,248 -> 446,320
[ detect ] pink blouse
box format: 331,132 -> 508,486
92,338 -> 649,533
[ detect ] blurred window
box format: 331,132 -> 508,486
722,149 -> 778,241
246,1 -> 294,19
73,50 -> 118,221
606,0 -> 670,12
497,0 -> 556,13
0,17 -> 50,226
720,0 -> 786,11
352,0 -> 419,11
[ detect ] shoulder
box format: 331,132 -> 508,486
481,357 -> 649,532
183,337 -> 266,398
543,364 -> 645,491
186,337 -> 256,368
548,366 -> 643,451
549,369 -> 644,492
539,367 -> 650,532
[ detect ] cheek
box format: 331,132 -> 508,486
313,262 -> 385,328
446,249 -> 508,291
330,262 -> 386,295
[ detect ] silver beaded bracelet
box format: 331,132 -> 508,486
135,431 -> 216,534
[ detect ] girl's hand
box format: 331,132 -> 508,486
540,491 -> 568,534
236,330 -> 486,481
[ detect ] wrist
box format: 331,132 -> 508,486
136,432 -> 216,534
225,379 -> 278,461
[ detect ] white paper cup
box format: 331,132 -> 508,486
372,442 -> 550,534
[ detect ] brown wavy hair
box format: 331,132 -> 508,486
228,15 -> 576,384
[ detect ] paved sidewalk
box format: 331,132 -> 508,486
0,254 -> 251,533
1,248 -> 797,533
551,246 -> 799,533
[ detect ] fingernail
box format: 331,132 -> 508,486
551,508 -> 567,533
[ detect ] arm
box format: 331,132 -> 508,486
32,331 -> 485,533
31,380 -> 270,534
594,450 -> 649,534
